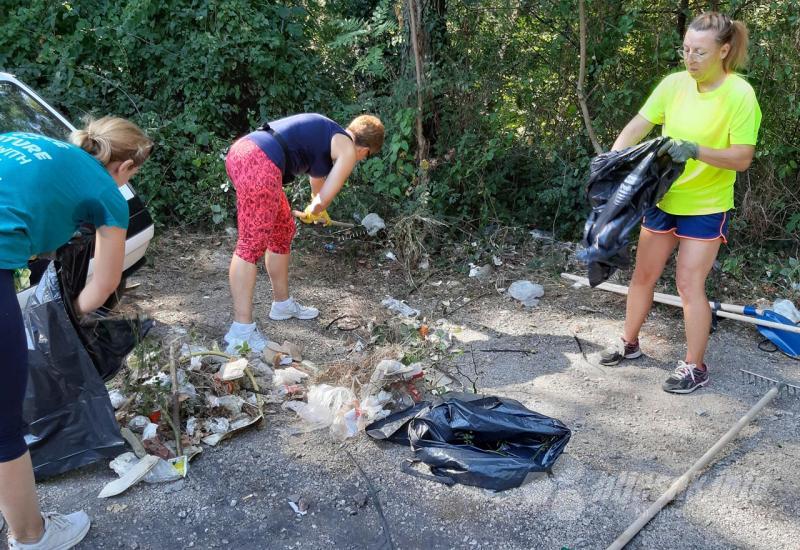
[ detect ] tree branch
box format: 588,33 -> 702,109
577,0 -> 603,155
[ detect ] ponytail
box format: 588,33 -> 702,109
70,116 -> 153,167
688,12 -> 749,72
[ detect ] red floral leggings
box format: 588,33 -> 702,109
226,137 -> 295,262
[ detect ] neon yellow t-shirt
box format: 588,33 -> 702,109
639,71 -> 761,215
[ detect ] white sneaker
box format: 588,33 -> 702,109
8,511 -> 91,550
269,297 -> 319,320
224,324 -> 269,354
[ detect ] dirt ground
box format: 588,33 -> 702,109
29,227 -> 800,550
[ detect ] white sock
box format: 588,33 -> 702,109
274,297 -> 293,307
230,321 -> 255,335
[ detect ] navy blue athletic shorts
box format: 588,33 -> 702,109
642,206 -> 730,243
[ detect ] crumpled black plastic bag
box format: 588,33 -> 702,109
21,263 -> 126,479
367,395 -> 571,491
56,232 -> 153,381
21,233 -> 151,478
578,137 -> 684,286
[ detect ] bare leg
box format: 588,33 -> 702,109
622,229 -> 679,343
266,252 -> 290,302
675,238 -> 722,366
229,253 -> 258,324
0,452 -> 44,542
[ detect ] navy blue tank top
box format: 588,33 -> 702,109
246,114 -> 350,179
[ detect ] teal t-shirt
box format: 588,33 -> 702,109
0,132 -> 129,269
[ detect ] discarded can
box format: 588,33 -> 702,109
148,410 -> 162,423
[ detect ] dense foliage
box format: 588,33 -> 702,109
2,0 -> 798,280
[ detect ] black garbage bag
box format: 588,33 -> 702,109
374,395 -> 572,491
364,402 -> 431,445
56,231 -> 153,381
21,234 -> 151,478
578,137 -> 684,286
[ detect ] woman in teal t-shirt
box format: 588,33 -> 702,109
0,117 -> 152,549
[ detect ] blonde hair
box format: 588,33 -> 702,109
70,116 -> 153,167
347,114 -> 385,155
688,12 -> 749,72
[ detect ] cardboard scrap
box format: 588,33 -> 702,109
98,455 -> 159,498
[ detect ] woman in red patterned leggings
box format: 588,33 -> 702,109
224,113 -> 384,354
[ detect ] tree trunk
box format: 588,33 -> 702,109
577,0 -> 603,155
407,0 -> 429,173
676,0 -> 689,38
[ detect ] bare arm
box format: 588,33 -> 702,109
611,114 -> 655,151
74,225 -> 126,316
309,176 -> 325,198
697,144 -> 755,172
312,134 -> 357,213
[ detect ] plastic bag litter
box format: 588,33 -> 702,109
468,263 -> 492,279
578,138 -> 684,286
56,231 -> 153,380
110,452 -> 185,484
773,299 -> 800,324
284,384 -> 357,433
381,297 -> 420,318
508,280 -> 544,307
207,417 -> 230,435
108,390 -> 127,410
22,245 -> 131,479
366,394 -> 571,491
273,366 -> 309,386
361,213 -> 386,236
142,423 -> 159,441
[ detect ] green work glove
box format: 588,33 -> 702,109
658,139 -> 699,163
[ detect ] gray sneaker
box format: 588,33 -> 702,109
599,338 -> 642,366
269,297 -> 319,320
8,511 -> 91,550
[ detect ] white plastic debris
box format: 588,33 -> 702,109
186,417 -> 198,437
385,251 -> 398,262
418,257 -> 430,270
468,263 -> 492,279
381,296 -> 420,318
142,422 -> 159,441
361,213 -> 386,236
110,452 -> 185,484
207,395 -> 245,415
773,299 -> 800,324
218,358 -> 248,381
108,390 -> 127,410
207,417 -> 230,435
492,255 -> 503,266
508,280 -> 545,307
273,367 -> 309,386
284,385 -> 357,433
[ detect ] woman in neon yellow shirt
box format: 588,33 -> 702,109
600,12 -> 761,394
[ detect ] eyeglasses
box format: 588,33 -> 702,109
677,48 -> 709,62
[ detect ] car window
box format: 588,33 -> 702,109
0,81 -> 70,139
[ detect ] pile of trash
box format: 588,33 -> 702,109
103,340 -> 282,497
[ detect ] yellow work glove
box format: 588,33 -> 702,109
298,203 -> 332,226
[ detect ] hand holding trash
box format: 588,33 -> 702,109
658,139 -> 699,163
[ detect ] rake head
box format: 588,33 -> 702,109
740,369 -> 800,399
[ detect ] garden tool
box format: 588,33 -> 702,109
562,273 -> 800,358
607,367 -> 798,549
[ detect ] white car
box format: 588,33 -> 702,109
0,72 -> 155,308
